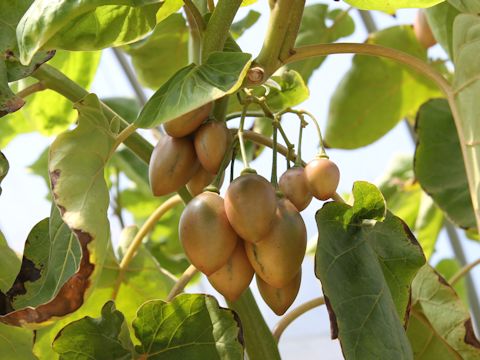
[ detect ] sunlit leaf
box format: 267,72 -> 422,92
447,0 -> 480,13
344,0 -> 444,12
0,322 -> 36,360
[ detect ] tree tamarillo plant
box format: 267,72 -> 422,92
1,0 -> 480,358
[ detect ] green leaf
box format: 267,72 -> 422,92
0,322 -> 36,360
135,51 -> 252,128
6,205 -> 81,310
325,25 -> 442,149
1,50 -> 101,148
133,294 -> 244,359
0,151 -> 9,196
425,2 -> 460,59
53,301 -> 134,360
315,181 -> 425,359
231,10 -> 261,39
414,98 -> 475,229
447,0 -> 480,13
289,5 -> 354,82
407,265 -> 480,359
102,98 -> 141,124
435,258 -> 468,307
343,0 -> 444,12
0,232 -> 20,293
16,0 -> 181,65
123,13 -> 189,90
452,14 -> 480,231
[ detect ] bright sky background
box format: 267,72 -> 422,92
1,1 -> 479,359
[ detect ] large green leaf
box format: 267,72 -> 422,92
325,25 -> 441,149
133,294 -> 244,359
16,0 -> 183,65
452,14 -> 480,231
407,265 -> 480,359
0,0 -> 53,117
0,322 -> 36,360
135,51 -> 252,128
52,301 -> 134,359
425,2 -> 460,59
289,4 -> 354,83
447,0 -> 480,13
123,13 -> 189,90
0,151 -> 8,196
1,50 -> 101,148
0,232 -> 20,293
414,98 -> 475,229
344,0 -> 444,12
6,205 -> 81,310
315,181 -> 425,359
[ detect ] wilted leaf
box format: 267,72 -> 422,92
315,181 -> 425,359
135,51 -> 252,128
407,265 -> 480,359
289,4 -> 354,82
133,294 -> 244,359
325,26 -> 441,149
123,13 -> 189,90
53,301 -> 134,360
0,322 -> 36,360
414,98 -> 475,230
344,0 -> 444,12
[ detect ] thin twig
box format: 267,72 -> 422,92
166,265 -> 199,301
450,258 -> 480,286
111,48 -> 147,105
16,82 -> 46,99
272,297 -> 325,342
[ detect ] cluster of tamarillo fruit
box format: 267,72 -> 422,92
149,102 -> 340,315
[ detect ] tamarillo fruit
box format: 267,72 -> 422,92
194,121 -> 231,174
207,241 -> 254,301
414,10 -> 436,49
279,167 -> 312,211
179,191 -> 238,275
186,166 -> 216,196
304,157 -> 340,201
256,270 -> 302,316
224,173 -> 277,243
149,135 -> 199,196
164,102 -> 212,138
245,198 -> 306,288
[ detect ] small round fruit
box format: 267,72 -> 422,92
256,270 -> 301,316
245,198 -> 306,288
194,121 -> 231,174
179,192 -> 238,275
149,135 -> 199,196
187,166 -> 215,196
164,103 -> 212,138
279,167 -> 312,211
207,241 -> 254,301
414,10 -> 436,49
225,173 -> 277,243
304,157 -> 340,201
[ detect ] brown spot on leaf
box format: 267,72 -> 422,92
0,229 -> 94,327
464,319 -> 480,348
6,258 -> 43,302
50,169 -> 61,191
403,290 -> 412,329
323,294 -> 338,340
5,50 -> 14,59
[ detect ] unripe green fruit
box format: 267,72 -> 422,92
245,198 -> 306,288
304,157 -> 340,201
179,192 -> 238,275
194,121 -> 231,174
256,270 -> 301,315
279,167 -> 312,211
164,103 -> 212,138
208,241 -> 254,301
149,135 -> 199,196
225,173 -> 277,243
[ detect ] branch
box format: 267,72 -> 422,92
166,264 -> 199,301
16,82 -> 46,99
450,258 -> 480,286
272,297 -> 325,342
112,195 -> 183,299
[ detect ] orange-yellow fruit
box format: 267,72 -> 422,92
164,103 -> 212,138
194,121 -> 231,174
256,270 -> 302,315
304,157 -> 340,201
149,135 -> 199,196
179,192 -> 238,275
207,241 -> 254,301
279,167 -> 313,211
414,10 -> 436,49
245,198 -> 306,288
224,173 -> 277,243
187,166 -> 216,196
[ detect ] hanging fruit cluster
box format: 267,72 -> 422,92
148,91 -> 340,315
